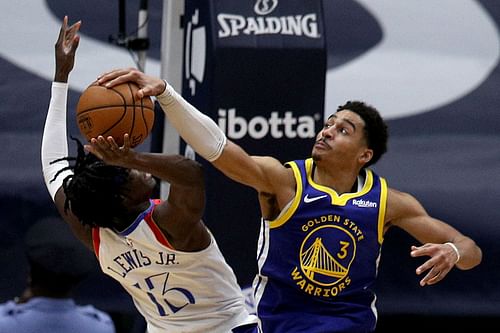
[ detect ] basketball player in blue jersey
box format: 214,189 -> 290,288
98,67 -> 483,332
41,17 -> 258,333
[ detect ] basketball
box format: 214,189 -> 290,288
76,81 -> 155,147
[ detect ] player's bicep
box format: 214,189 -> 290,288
386,188 -> 459,244
213,140 -> 287,193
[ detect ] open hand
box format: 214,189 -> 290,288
411,243 -> 458,286
84,134 -> 135,167
54,15 -> 81,82
96,68 -> 166,99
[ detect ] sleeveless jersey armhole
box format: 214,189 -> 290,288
144,200 -> 175,250
377,177 -> 388,244
269,161 -> 303,229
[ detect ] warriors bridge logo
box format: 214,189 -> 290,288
291,225 -> 357,298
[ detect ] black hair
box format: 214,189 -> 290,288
24,217 -> 95,297
50,137 -> 130,228
337,101 -> 388,167
28,258 -> 83,296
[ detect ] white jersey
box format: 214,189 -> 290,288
92,199 -> 257,333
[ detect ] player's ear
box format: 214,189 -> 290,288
359,149 -> 373,164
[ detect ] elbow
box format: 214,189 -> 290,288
471,244 -> 483,268
190,160 -> 205,188
180,157 -> 205,188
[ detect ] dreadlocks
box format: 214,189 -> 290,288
50,137 -> 130,228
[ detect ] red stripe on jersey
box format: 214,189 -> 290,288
92,227 -> 100,258
144,200 -> 174,250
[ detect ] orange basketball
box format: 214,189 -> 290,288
76,81 -> 155,147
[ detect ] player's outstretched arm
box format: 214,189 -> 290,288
386,188 -> 482,286
41,16 -> 92,249
97,68 -> 293,196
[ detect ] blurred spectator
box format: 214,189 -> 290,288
0,217 -> 115,333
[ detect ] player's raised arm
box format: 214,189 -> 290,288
97,68 -> 294,196
385,187 -> 482,286
41,16 -> 92,248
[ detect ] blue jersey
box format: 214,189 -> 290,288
0,297 -> 115,333
253,158 -> 387,333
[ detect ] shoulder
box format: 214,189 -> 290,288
78,304 -> 114,322
74,304 -> 116,332
0,300 -> 22,317
385,187 -> 427,224
387,188 -> 422,208
0,301 -> 30,330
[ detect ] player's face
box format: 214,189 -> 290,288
312,110 -> 369,164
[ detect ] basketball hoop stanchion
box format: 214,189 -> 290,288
109,0 -> 150,72
180,0 -> 327,295
137,0 -> 149,72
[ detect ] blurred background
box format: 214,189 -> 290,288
0,1 -> 499,332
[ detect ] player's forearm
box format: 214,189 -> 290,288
156,82 -> 227,162
41,82 -> 72,200
125,152 -> 205,188
54,70 -> 69,83
451,236 -> 482,270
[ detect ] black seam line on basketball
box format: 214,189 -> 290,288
100,109 -> 128,135
83,84 -> 130,136
127,83 -> 136,137
78,106 -> 130,134
77,105 -> 154,114
140,105 -> 150,132
140,96 -> 151,133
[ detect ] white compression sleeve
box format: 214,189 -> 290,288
156,82 -> 226,162
41,82 -> 73,201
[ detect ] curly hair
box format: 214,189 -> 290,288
50,138 -> 130,228
337,101 -> 388,167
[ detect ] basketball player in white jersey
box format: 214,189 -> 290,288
41,16 -> 258,333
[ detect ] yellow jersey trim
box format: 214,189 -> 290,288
377,177 -> 388,244
269,161 -> 303,229
306,158 -> 374,206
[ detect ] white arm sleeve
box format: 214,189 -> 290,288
156,82 -> 226,162
41,82 -> 73,201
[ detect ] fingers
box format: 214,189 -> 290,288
70,35 -> 80,54
84,147 -> 102,160
85,136 -> 120,160
95,68 -> 164,97
97,68 -> 138,87
122,134 -> 131,150
419,266 -> 443,286
57,16 -> 81,53
68,20 -> 82,32
55,16 -> 68,47
412,243 -> 454,287
85,135 -> 132,160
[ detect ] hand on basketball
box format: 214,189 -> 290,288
411,243 -> 456,286
84,134 -> 135,167
97,68 -> 167,99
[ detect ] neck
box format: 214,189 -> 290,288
19,286 -> 71,302
313,163 -> 361,194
